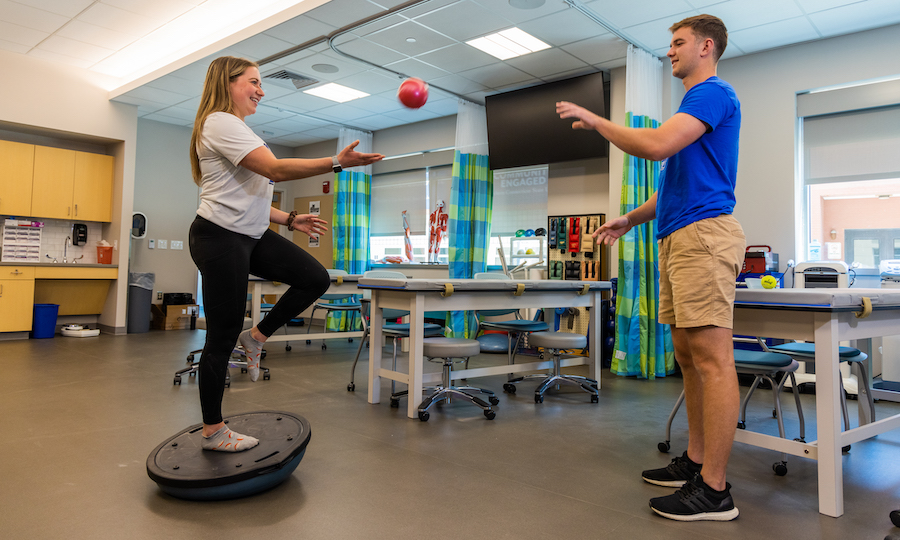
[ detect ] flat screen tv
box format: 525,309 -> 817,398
485,72 -> 608,171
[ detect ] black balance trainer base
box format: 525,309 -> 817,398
147,411 -> 311,501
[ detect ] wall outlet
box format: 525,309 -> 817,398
158,239 -> 167,249
171,240 -> 183,250
157,291 -> 162,300
148,239 -> 155,249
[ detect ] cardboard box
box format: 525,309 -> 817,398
151,304 -> 198,330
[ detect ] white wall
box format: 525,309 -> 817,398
0,49 -> 139,333
719,23 -> 900,264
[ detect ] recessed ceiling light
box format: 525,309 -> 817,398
312,63 -> 339,73
303,83 -> 369,103
466,27 -> 550,60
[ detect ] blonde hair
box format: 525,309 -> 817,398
190,56 -> 259,185
670,14 -> 728,62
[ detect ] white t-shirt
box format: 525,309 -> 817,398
196,112 -> 274,239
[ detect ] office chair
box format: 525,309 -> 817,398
174,316 -> 269,386
306,269 -> 362,350
659,340 -> 804,476
347,270 -> 444,392
472,272 -> 549,394
415,338 -> 498,421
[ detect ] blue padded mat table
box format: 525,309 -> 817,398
732,288 -> 900,517
356,278 -> 611,420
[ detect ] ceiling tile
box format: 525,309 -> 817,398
143,75 -> 200,97
1,0 -> 69,33
328,37 -> 407,68
143,106 -> 196,122
122,85 -> 191,106
77,3 -> 165,35
250,124 -> 292,139
729,16 -> 821,54
808,0 -> 900,36
418,96 -> 459,116
469,0 -> 570,25
621,11 -> 696,52
109,93 -> 167,113
102,0 -> 196,21
0,20 -> 48,47
346,93 -> 405,114
505,48 -> 590,79
346,13 -> 408,37
0,38 -> 31,54
584,0 -> 696,29
561,34 -> 630,66
229,33 -> 296,61
305,0 -> 386,27
141,113 -> 192,126
282,50 -> 369,82
794,0 -> 864,13
428,73 -> 489,95
335,69 -> 405,95
414,0 -> 513,42
416,43 -> 497,73
458,63 -> 533,90
384,57 -> 450,80
298,125 -> 342,140
383,106 -> 441,124
263,14 -> 336,44
253,116 -> 328,132
315,103 -> 377,123
366,20 -> 457,56
56,19 -> 138,50
400,0 -> 460,19
704,0 -> 804,32
20,0 -> 93,17
38,35 -> 115,63
542,66 -> 600,83
517,6 -> 612,47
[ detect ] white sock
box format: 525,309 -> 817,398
238,329 -> 264,382
201,425 -> 259,452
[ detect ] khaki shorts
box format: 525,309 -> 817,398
658,214 -> 745,329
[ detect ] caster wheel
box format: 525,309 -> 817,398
484,410 -> 496,420
348,338 -> 353,343
489,396 -> 500,406
263,372 -> 270,381
418,411 -> 430,422
225,381 -> 231,388
737,421 -> 746,430
842,444 -> 851,453
773,409 -> 778,418
306,340 -> 311,345
285,345 -> 292,352
773,462 -> 788,476
390,399 -> 400,408
261,350 -> 267,359
241,367 -> 247,374
189,371 -> 196,377
348,383 -> 355,392
186,354 -> 195,362
503,383 -> 517,394
322,344 -> 327,350
590,394 -> 599,403
891,509 -> 900,527
658,441 -> 671,453
534,394 -> 544,404
174,377 -> 181,385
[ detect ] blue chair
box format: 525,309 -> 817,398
347,270 -> 444,393
472,272 -> 549,394
660,341 -> 805,476
306,269 -> 362,350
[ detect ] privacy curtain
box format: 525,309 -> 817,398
329,127 -> 373,330
612,45 -> 675,379
447,100 -> 493,337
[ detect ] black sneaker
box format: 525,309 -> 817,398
642,451 -> 701,487
649,473 -> 739,522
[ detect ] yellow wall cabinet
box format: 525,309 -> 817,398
0,141 -> 36,216
30,146 -> 114,222
0,267 -> 36,332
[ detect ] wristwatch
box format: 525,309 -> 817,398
331,156 -> 342,173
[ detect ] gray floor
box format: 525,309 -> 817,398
3,327 -> 900,540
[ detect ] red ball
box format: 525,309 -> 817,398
397,78 -> 429,109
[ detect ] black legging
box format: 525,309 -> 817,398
189,216 -> 330,425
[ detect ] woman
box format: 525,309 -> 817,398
189,56 -> 383,452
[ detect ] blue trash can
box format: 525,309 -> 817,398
32,304 -> 60,339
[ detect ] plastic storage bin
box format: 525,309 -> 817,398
127,272 -> 155,334
32,304 -> 59,339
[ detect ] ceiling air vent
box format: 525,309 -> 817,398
262,69 -> 319,90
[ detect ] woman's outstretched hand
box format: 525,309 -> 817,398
291,215 -> 329,238
337,140 -> 384,168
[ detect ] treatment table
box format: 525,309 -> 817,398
356,277 -> 611,419
247,273 -> 365,346
732,288 -> 900,517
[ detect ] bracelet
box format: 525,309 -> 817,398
286,210 -> 299,231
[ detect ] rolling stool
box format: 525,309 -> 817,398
527,332 -> 597,403
175,317 -> 269,386
415,338 -> 499,421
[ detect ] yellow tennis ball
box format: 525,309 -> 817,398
761,275 -> 778,289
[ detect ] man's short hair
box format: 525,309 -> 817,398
670,14 -> 728,61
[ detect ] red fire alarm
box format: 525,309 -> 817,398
322,181 -> 330,194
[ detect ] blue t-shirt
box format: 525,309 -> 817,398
656,76 -> 741,239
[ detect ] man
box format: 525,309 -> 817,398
557,14 -> 744,522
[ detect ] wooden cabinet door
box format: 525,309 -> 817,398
0,267 -> 35,332
0,140 -> 35,216
32,146 -> 75,219
74,151 -> 114,222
